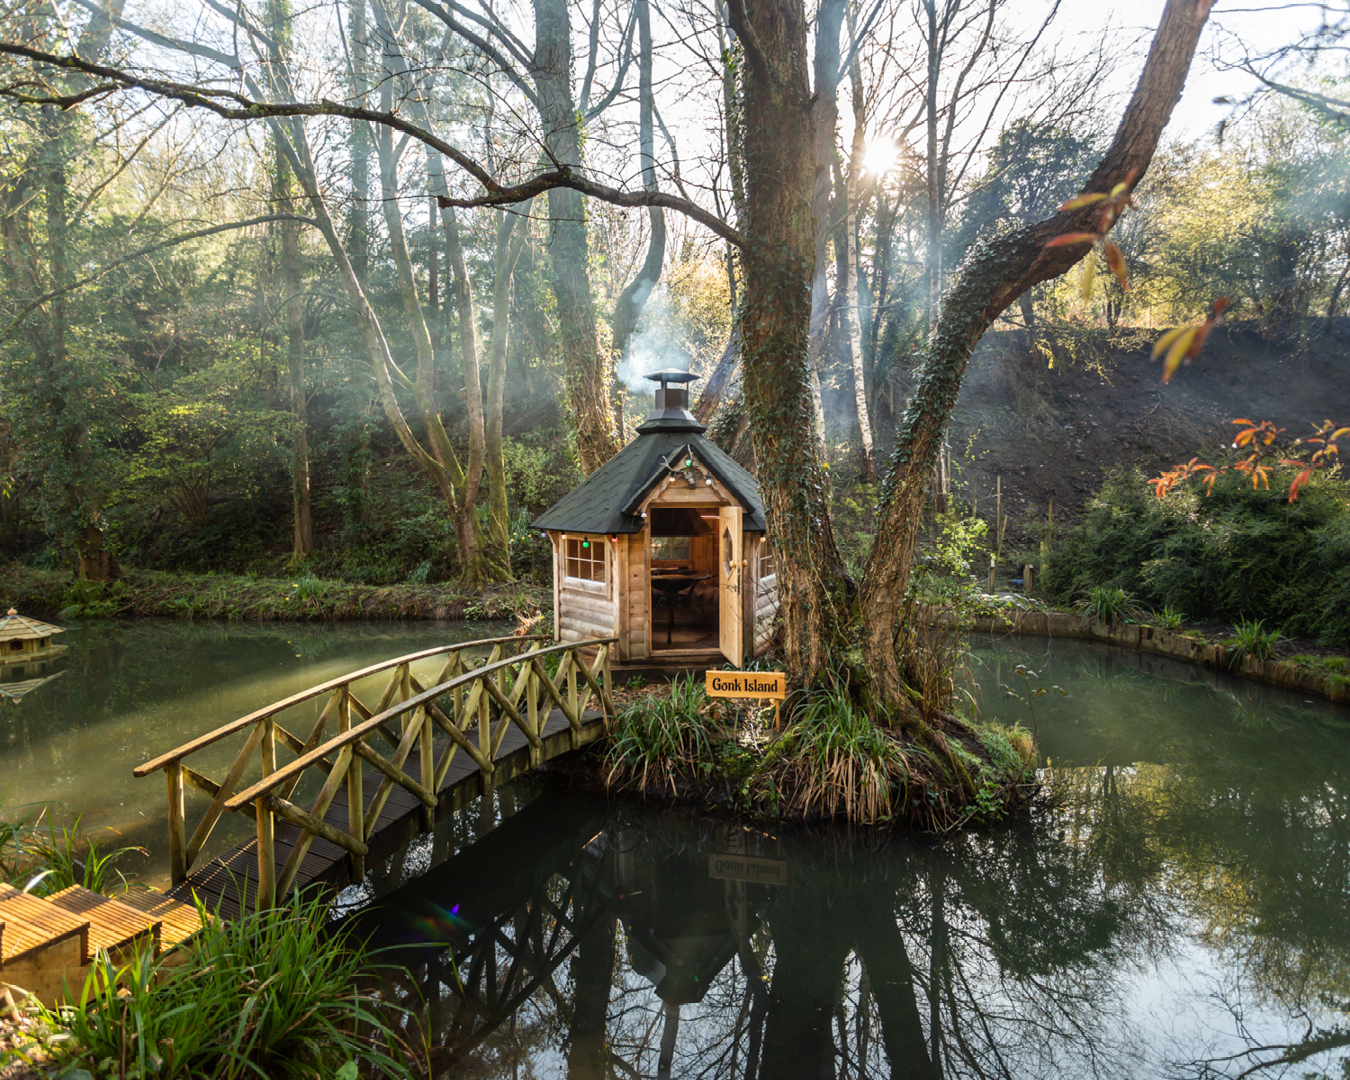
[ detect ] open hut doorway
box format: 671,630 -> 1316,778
648,505 -> 721,652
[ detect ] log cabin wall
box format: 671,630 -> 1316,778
557,533 -> 620,644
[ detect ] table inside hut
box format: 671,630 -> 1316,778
650,572 -> 712,645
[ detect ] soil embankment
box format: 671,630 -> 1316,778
934,322 -> 1350,538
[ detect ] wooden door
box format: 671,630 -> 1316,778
719,505 -> 743,665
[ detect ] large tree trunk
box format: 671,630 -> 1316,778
857,0 -> 1212,715
730,0 -> 853,689
842,35 -> 877,480
533,0 -> 618,474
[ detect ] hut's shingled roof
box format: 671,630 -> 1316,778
532,430 -> 766,535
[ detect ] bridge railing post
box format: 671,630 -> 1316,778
257,717 -> 276,912
419,704 -> 434,830
166,762 -> 186,886
340,685 -> 365,881
601,646 -> 614,727
527,665 -> 540,767
567,659 -> 579,750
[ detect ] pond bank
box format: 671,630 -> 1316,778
936,606 -> 1350,705
0,566 -> 548,624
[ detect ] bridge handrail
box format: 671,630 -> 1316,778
133,635 -> 546,777
223,636 -> 617,811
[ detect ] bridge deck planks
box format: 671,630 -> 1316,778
168,708 -> 606,921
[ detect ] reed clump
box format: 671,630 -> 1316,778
28,889 -> 412,1080
595,664 -> 1036,830
603,674 -> 725,795
0,798 -> 145,896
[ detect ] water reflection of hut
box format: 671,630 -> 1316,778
0,669 -> 65,703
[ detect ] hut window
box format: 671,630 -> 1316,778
9,640 -> 21,652
651,536 -> 690,562
759,541 -> 776,583
565,537 -> 607,584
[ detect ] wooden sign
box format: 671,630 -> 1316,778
705,671 -> 785,700
709,852 -> 789,885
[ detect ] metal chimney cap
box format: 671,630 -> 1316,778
643,369 -> 698,384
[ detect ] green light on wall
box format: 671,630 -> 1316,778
581,540 -> 589,548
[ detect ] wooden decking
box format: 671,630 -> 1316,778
171,705 -> 606,921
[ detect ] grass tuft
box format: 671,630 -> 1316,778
39,889 -> 412,1080
603,675 -> 722,794
1227,618 -> 1286,667
1076,585 -> 1144,625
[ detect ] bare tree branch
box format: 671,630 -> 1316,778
0,41 -> 740,244
437,168 -> 744,246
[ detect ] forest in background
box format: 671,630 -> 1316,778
0,0 -> 1346,592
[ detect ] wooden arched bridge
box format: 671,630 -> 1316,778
133,635 -> 615,919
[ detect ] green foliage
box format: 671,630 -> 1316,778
118,366 -> 286,528
501,431 -> 581,513
1153,604 -> 1187,630
766,684 -> 911,824
1077,586 -> 1144,625
603,675 -> 719,794
43,890 -> 409,1079
59,579 -> 128,619
1045,467 -> 1350,647
1227,619 -> 1286,666
910,513 -> 989,604
0,800 -> 145,895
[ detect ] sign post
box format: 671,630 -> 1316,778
705,670 -> 787,728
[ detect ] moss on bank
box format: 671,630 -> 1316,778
594,676 -> 1036,831
0,566 -> 548,623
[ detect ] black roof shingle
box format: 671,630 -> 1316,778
531,426 -> 765,535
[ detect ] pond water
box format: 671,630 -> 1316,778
352,635 -> 1350,1080
2,620 -> 1349,1076
0,618 -> 516,882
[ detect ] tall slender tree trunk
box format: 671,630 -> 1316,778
923,0 -> 943,325
348,0 -> 370,286
533,0 -> 618,474
486,205 -> 532,576
610,0 -> 664,417
269,0 -> 311,560
805,0 -> 844,454
842,28 -> 876,480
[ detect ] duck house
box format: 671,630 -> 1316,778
533,370 -> 778,666
0,609 -> 66,665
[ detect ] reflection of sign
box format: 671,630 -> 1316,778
705,671 -> 785,700
710,853 -> 788,885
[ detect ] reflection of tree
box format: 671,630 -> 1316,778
362,666 -> 1350,1080
450,807 -> 1152,1079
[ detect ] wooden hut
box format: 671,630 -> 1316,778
0,609 -> 66,665
533,370 -> 778,666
